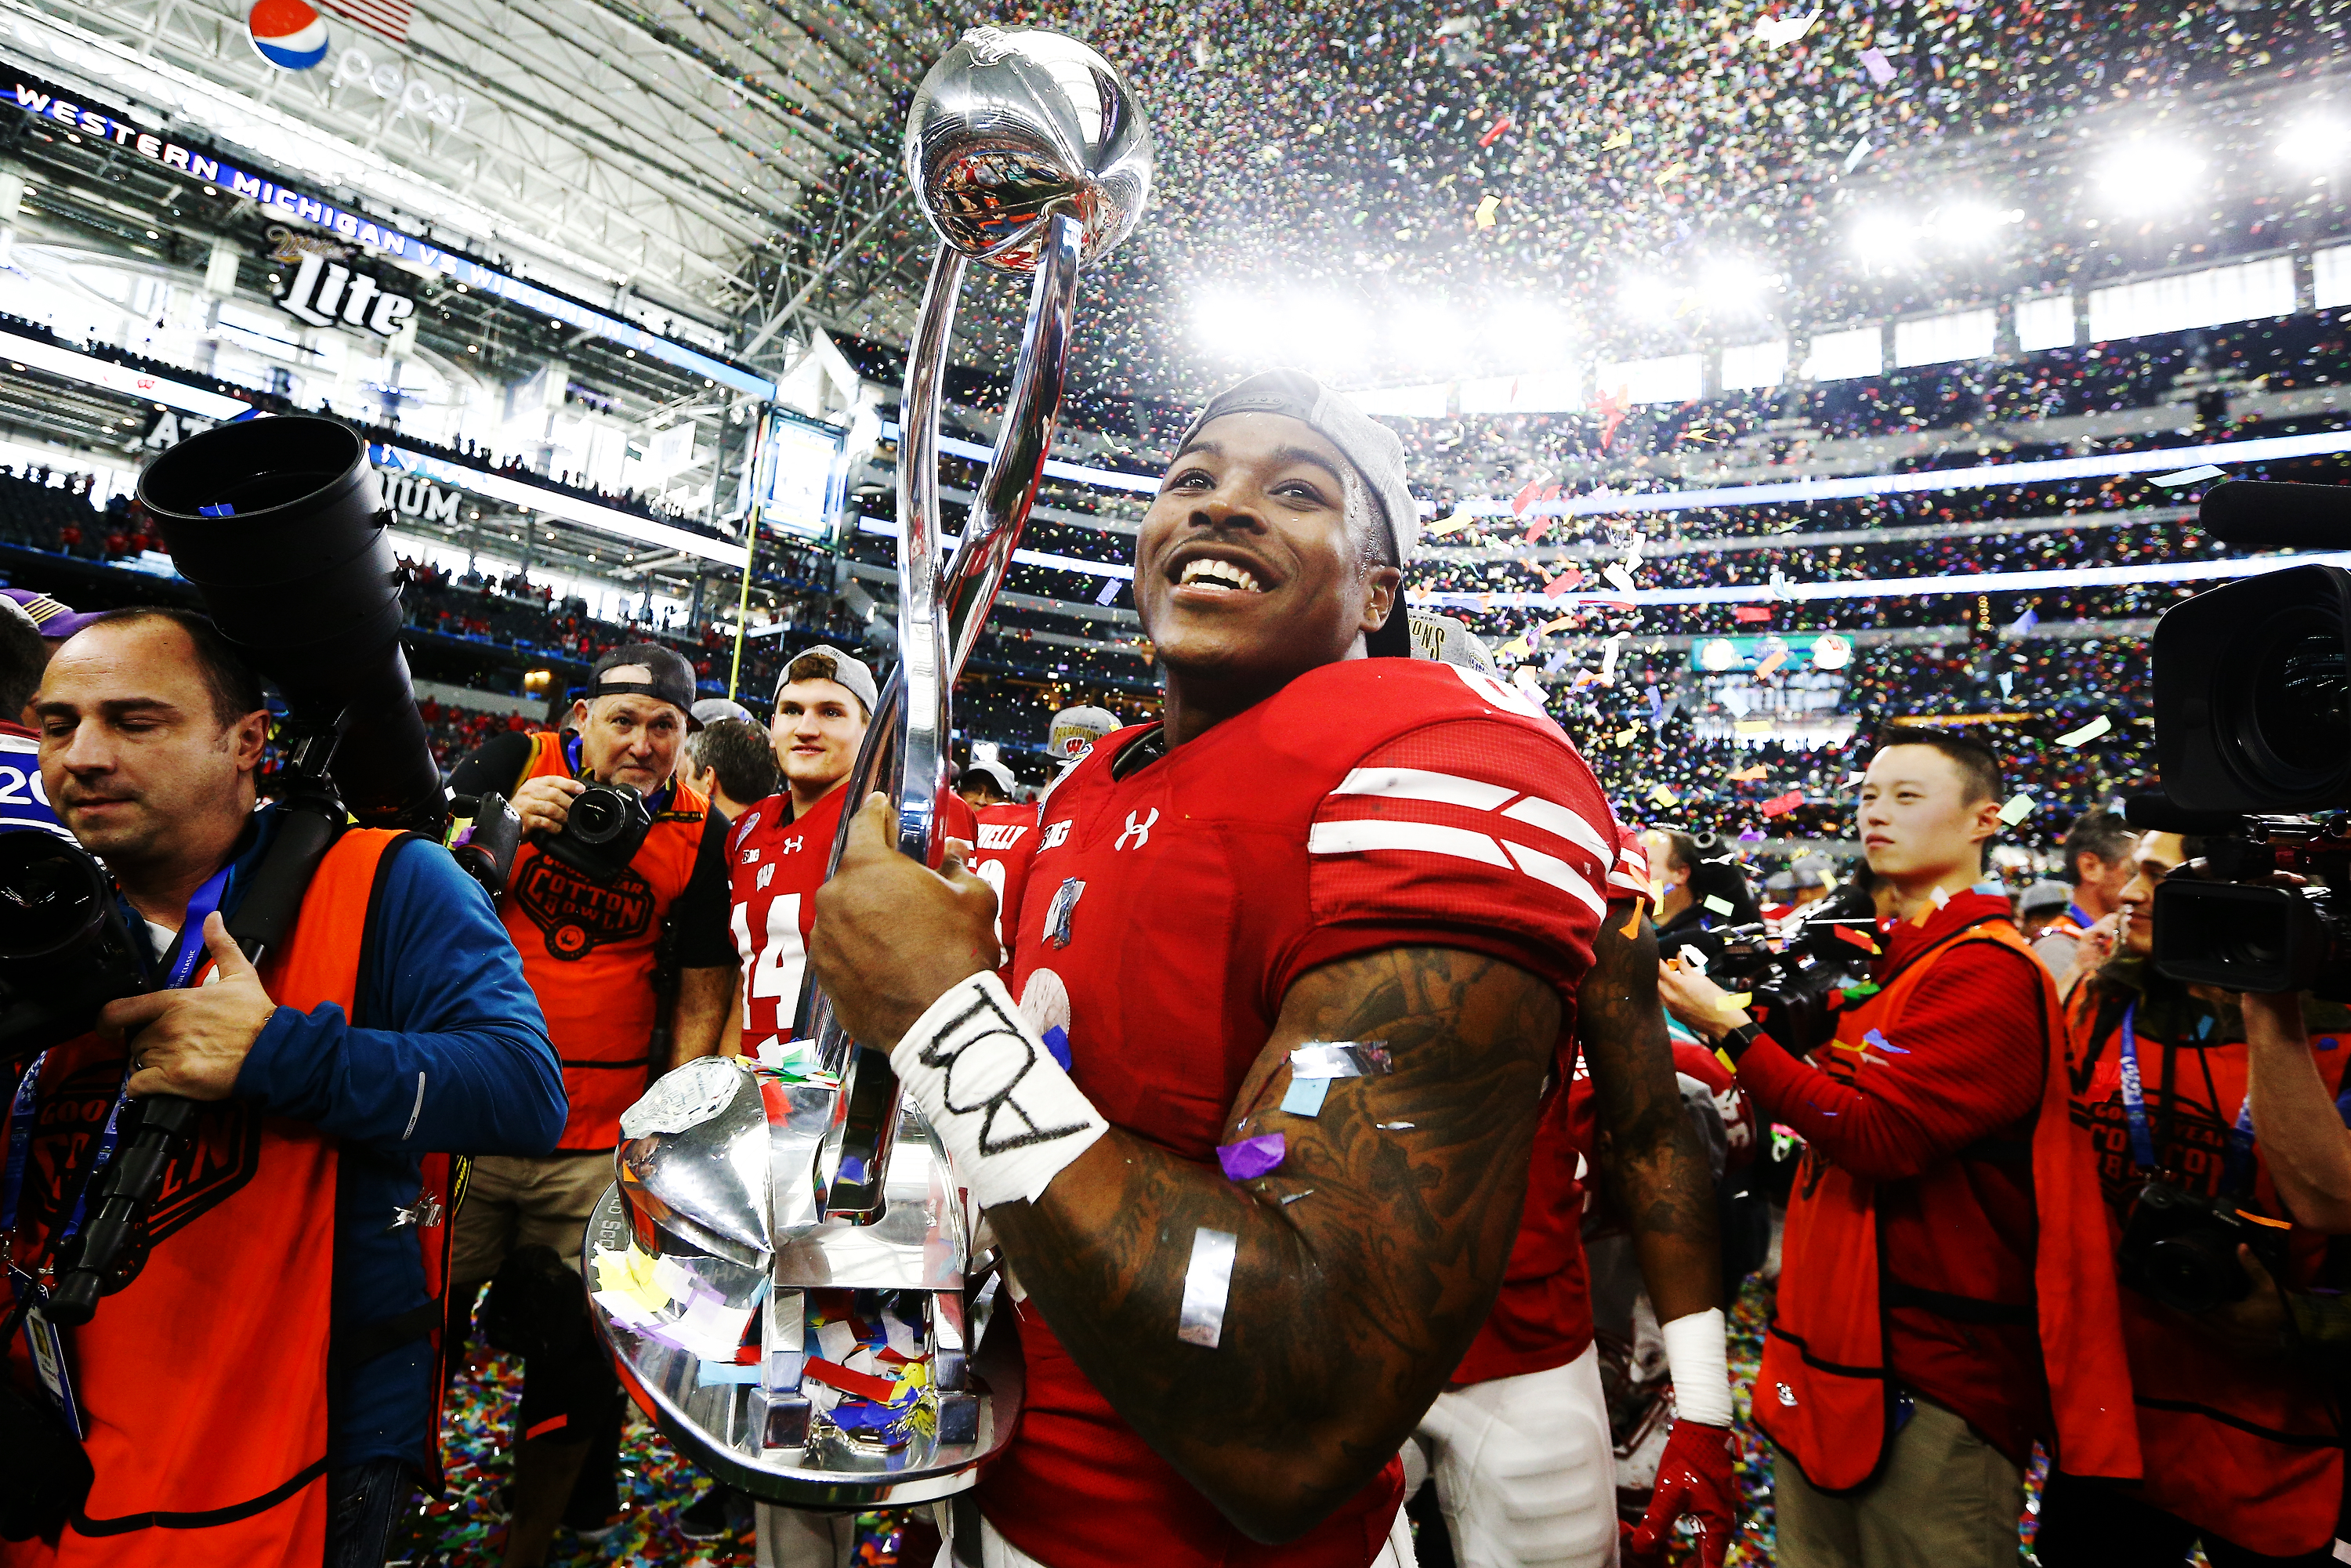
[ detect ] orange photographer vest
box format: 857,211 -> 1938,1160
2064,983 -> 2348,1558
1756,919 -> 2141,1493
497,733 -> 708,1150
2,827 -> 461,1568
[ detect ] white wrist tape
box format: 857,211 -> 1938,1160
1661,1307 -> 1733,1426
889,970 -> 1110,1211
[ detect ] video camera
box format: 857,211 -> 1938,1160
0,415 -> 450,1326
1658,882 -> 1879,1055
2116,1176 -> 2295,1313
2128,480 -> 2351,998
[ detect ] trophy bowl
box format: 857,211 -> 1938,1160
902,27 -> 1154,273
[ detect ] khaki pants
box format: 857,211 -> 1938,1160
450,1150 -> 615,1286
1771,1396 -> 2024,1568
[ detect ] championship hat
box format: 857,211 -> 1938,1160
1048,704 -> 1119,761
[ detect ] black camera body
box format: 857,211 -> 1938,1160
2136,481 -> 2351,997
2116,1178 -> 2295,1315
1661,885 -> 1878,1056
540,782 -> 654,883
0,834 -> 152,1063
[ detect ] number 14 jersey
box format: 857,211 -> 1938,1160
725,785 -> 982,1054
724,787 -> 847,1056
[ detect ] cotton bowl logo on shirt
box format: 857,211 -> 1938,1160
246,0 -> 330,70
513,854 -> 654,958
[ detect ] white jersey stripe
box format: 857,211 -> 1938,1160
1502,840 -> 1609,918
1307,819 -> 1512,868
1500,795 -> 1615,862
1331,767 -> 1518,811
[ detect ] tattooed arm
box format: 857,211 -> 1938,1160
992,943 -> 1556,1541
810,795 -> 1557,1540
1581,900 -> 1722,1322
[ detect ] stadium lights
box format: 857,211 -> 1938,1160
2278,112 -> 2351,170
1698,259 -> 1779,314
1924,200 -> 2010,250
1847,211 -> 1918,270
2094,139 -> 2204,212
1190,289 -> 1284,360
1618,273 -> 1680,323
1191,289 -> 1369,374
1481,299 -> 1574,357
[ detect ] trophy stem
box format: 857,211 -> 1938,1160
804,242 -> 965,1217
940,212 -> 1085,684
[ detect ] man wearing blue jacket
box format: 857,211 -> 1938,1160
9,607 -> 563,1568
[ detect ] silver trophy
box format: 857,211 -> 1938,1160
581,24 -> 1152,1530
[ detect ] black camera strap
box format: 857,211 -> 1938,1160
2118,1000 -> 2258,1196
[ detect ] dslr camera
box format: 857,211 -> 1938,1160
1660,883 -> 1879,1055
539,781 -> 654,883
2132,480 -> 2351,998
2116,1178 -> 2294,1314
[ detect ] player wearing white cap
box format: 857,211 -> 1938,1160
806,370 -> 1733,1568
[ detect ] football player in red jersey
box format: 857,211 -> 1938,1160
959,757 -> 1039,961
703,644 -> 878,1075
808,370 -> 1733,1568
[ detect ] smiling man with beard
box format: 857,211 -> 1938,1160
805,370 -> 1729,1568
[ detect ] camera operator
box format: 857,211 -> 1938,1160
2030,827 -> 2349,1566
1657,731 -> 2136,1568
11,608 -> 563,1566
2030,808 -> 2135,988
443,644 -> 737,1565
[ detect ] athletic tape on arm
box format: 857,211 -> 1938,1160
888,970 -> 1110,1210
1661,1306 -> 1733,1426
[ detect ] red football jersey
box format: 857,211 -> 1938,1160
969,800 -> 1039,954
1452,815 -> 1649,1385
726,788 -> 980,1055
725,787 -> 848,1055
980,657 -> 1614,1568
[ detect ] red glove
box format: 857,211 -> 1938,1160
1621,1419 -> 1738,1568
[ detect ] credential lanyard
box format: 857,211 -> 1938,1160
2117,1001 -> 2256,1193
2,863 -> 231,1253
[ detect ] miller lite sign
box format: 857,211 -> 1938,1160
273,252 -> 416,339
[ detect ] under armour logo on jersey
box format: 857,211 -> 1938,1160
757,864 -> 775,890
783,835 -> 804,855
1115,809 -> 1159,851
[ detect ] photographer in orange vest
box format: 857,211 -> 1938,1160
444,645 -> 737,1564
1657,730 -> 2136,1568
6,609 -> 562,1567
2038,827 -> 2349,1565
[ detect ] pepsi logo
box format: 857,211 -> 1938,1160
247,0 -> 329,71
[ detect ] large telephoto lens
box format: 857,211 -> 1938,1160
0,835 -> 109,964
2246,607 -> 2351,786
2155,563 -> 2351,812
137,416 -> 442,831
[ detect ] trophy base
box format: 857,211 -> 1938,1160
583,1183 -> 1023,1510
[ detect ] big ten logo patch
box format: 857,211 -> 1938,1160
514,853 -> 656,959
